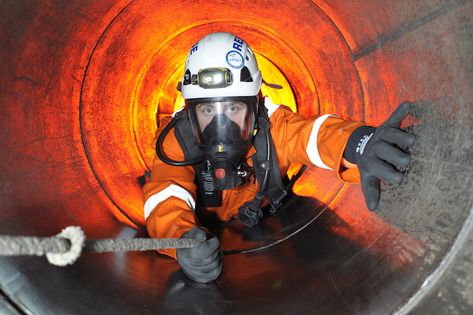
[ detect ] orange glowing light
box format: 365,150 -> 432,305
75,0 -> 423,271
0,0 -> 432,275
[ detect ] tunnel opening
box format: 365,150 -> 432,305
0,0 -> 472,314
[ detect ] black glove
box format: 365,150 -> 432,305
176,228 -> 222,283
344,101 -> 416,210
237,199 -> 263,227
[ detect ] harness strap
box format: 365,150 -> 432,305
251,105 -> 288,213
174,111 -> 222,207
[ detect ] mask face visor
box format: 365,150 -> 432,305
191,100 -> 252,145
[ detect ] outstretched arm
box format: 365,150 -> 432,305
266,98 -> 414,211
267,100 -> 364,183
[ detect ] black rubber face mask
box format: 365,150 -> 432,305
199,114 -> 250,190
201,114 -> 244,145
185,96 -> 258,190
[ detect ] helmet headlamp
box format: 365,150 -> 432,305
195,68 -> 233,89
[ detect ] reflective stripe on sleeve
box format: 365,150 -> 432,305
144,184 -> 196,220
263,97 -> 280,118
306,114 -> 337,170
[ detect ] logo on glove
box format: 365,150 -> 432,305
356,133 -> 373,156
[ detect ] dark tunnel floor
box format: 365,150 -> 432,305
0,206 -> 427,315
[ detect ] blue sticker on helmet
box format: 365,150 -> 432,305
190,43 -> 198,55
233,37 -> 244,52
226,50 -> 244,69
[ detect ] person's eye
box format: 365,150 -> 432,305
228,106 -> 238,113
200,106 -> 214,115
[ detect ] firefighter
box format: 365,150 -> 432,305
143,32 -> 415,283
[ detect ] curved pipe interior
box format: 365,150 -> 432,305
0,0 -> 472,314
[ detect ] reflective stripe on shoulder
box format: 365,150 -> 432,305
144,184 -> 196,220
263,97 -> 280,118
306,114 -> 337,170
171,105 -> 184,117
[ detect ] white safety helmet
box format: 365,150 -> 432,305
180,32 -> 262,99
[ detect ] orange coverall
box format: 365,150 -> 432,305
143,97 -> 363,258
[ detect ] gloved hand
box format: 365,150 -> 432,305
176,227 -> 222,283
344,101 -> 416,210
237,199 -> 263,227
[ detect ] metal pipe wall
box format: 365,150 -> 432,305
0,1 -> 472,314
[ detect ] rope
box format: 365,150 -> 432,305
0,226 -> 202,266
84,238 -> 201,253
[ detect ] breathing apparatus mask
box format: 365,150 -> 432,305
155,95 -> 258,190
155,32 -> 264,190
187,96 -> 258,190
